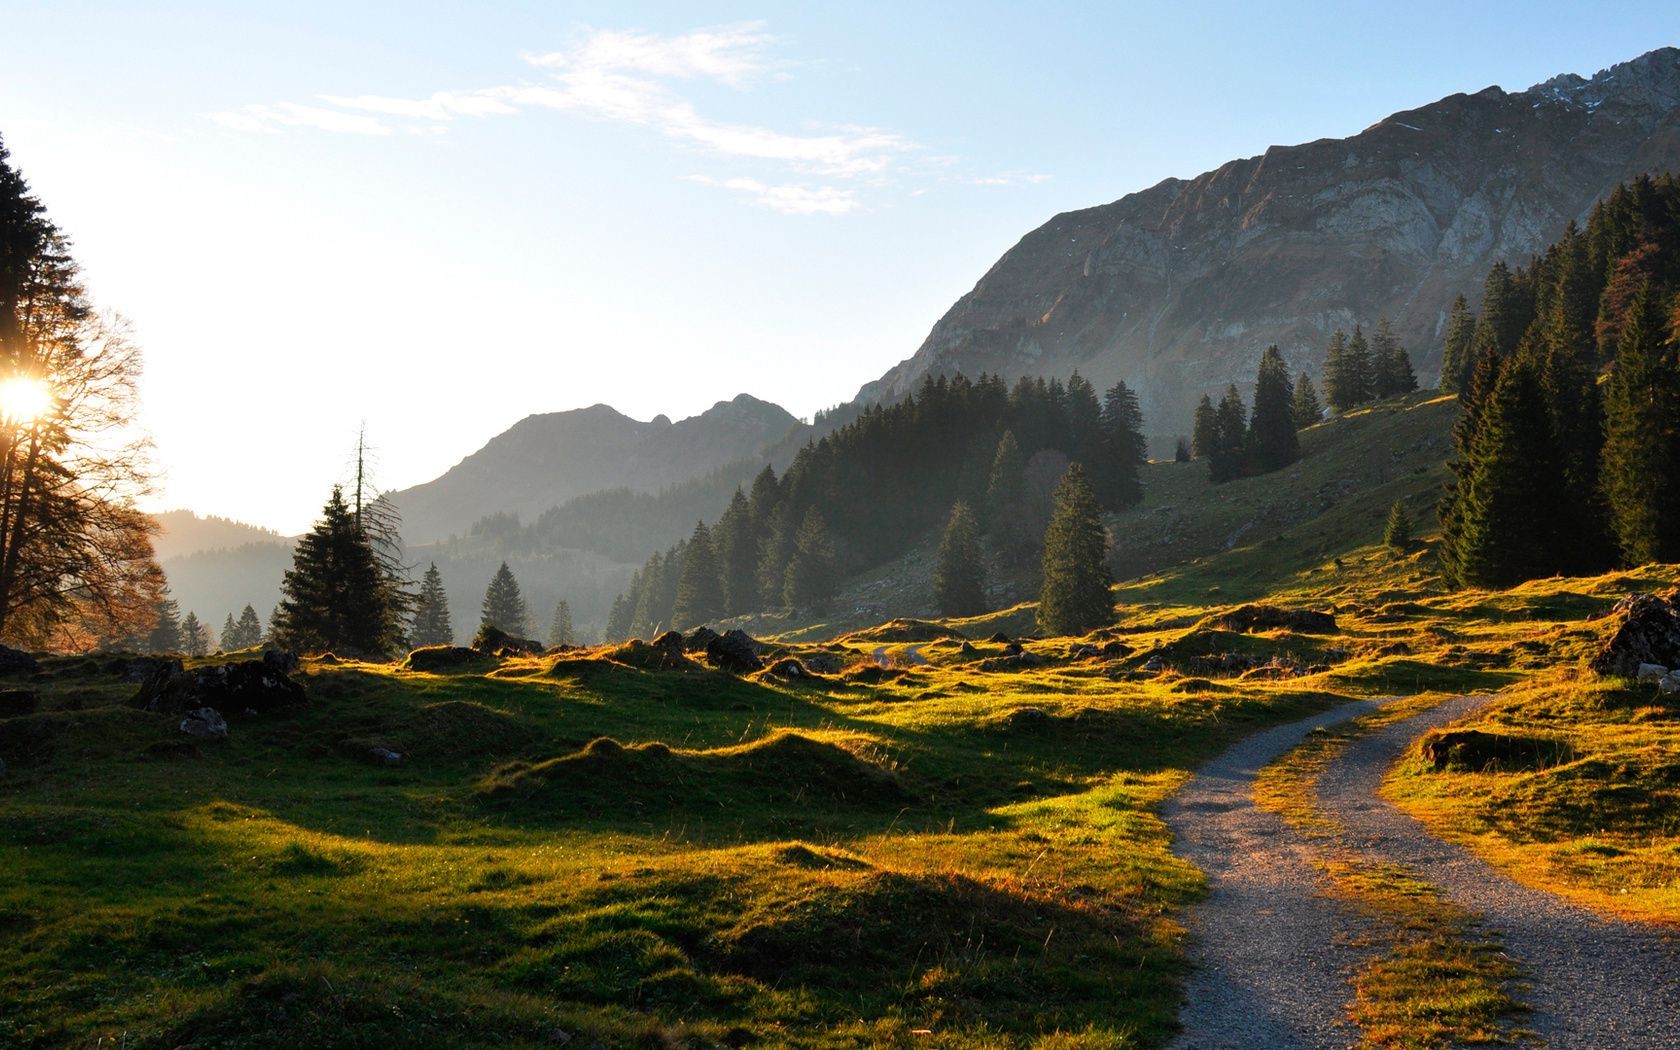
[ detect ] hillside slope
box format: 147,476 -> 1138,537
859,47 -> 1680,443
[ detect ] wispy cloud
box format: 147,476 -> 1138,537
209,22 -> 1046,212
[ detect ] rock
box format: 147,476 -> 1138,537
1101,640 -> 1134,657
1419,728 -> 1571,772
959,641 -> 977,655
1637,662 -> 1670,682
766,657 -> 815,679
1212,604 -> 1338,634
472,624 -> 543,656
987,633 -> 1011,644
683,626 -> 720,653
0,645 -> 38,675
179,707 -> 228,739
116,656 -> 183,682
134,660 -> 307,715
1069,644 -> 1100,659
263,650 -> 300,674
651,631 -> 686,661
367,746 -> 404,766
1142,655 -> 1165,672
705,629 -> 763,673
1590,590 -> 1680,678
1661,673 -> 1680,695
0,690 -> 37,717
1003,641 -> 1024,656
403,646 -> 490,672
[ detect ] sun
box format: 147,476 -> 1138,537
0,376 -> 54,425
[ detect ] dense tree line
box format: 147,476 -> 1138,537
1192,346 -> 1305,482
1440,173 -> 1680,586
607,371 -> 1148,637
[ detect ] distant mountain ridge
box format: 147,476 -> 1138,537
857,46 -> 1680,441
388,394 -> 806,544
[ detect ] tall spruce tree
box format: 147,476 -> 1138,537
547,600 -> 575,647
714,488 -> 759,616
935,501 -> 987,617
181,612 -> 207,657
1247,346 -> 1299,473
221,613 -> 237,652
1322,329 -> 1353,411
1370,318 -> 1417,398
672,520 -> 724,628
1470,261 -> 1524,365
1208,385 -> 1248,482
756,503 -> 797,612
234,604 -> 262,649
147,596 -> 181,652
1037,464 -> 1113,636
479,561 -> 528,638
1602,281 -> 1680,565
1440,293 -> 1478,392
1343,325 -> 1375,406
275,486 -> 407,655
1191,394 -> 1218,458
1291,372 -> 1322,430
984,430 -> 1037,573
1099,380 -> 1147,510
411,563 -> 453,646
783,508 -> 838,615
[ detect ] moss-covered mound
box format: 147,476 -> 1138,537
841,619 -> 968,644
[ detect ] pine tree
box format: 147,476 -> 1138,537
275,486 -> 409,656
935,501 -> 987,617
1342,325 -> 1375,406
234,604 -> 262,649
1247,346 -> 1299,473
1191,395 -> 1218,458
1099,380 -> 1147,510
1384,500 -> 1414,551
1291,372 -> 1322,430
1208,385 -> 1248,482
479,561 -> 528,638
1370,318 -> 1417,398
605,578 -> 636,641
1440,293 -> 1478,392
410,563 -> 453,646
1540,323 -> 1612,574
1173,437 -> 1192,462
1602,281 -> 1680,565
221,613 -> 237,652
714,488 -> 759,615
783,508 -> 838,615
181,612 -> 207,657
1037,464 -> 1113,636
756,505 -> 797,614
672,520 -> 724,628
547,600 -> 575,648
1322,329 -> 1351,411
145,596 -> 181,652
984,430 -> 1037,572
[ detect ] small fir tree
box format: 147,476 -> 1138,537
479,561 -> 528,638
1037,464 -> 1113,636
181,612 -> 207,657
1321,329 -> 1352,411
274,486 -> 408,656
411,563 -> 453,646
234,604 -> 262,649
1384,500 -> 1414,551
1173,436 -> 1192,463
672,520 -> 725,628
547,600 -> 575,648
1291,372 -> 1322,430
783,508 -> 839,615
147,596 -> 181,653
934,501 -> 987,617
221,613 -> 237,652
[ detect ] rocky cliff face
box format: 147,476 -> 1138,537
390,394 -> 804,543
858,48 -> 1680,441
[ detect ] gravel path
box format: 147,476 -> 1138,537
1164,700 -> 1387,1049
1317,694 -> 1680,1048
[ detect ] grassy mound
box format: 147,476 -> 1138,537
842,619 -> 968,644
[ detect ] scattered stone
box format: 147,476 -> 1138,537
1419,728 -> 1571,772
402,646 -> 490,672
0,690 -> 37,717
959,641 -> 977,655
134,660 -> 307,715
1212,604 -> 1338,634
705,629 -> 764,673
263,649 -> 299,674
987,633 -> 1011,644
178,707 -> 228,739
1661,673 -> 1680,696
1142,655 -> 1165,672
1070,644 -> 1100,659
651,631 -> 686,661
367,746 -> 404,766
0,645 -> 38,675
1637,662 -> 1670,682
472,624 -> 543,656
1003,641 -> 1024,656
112,656 -> 182,682
1591,590 -> 1680,678
766,657 -> 815,679
683,626 -> 720,652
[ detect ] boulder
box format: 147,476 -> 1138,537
1419,729 -> 1570,772
263,650 -> 300,674
987,633 -> 1011,644
0,690 -> 37,718
402,646 -> 491,672
651,631 -> 686,661
683,626 -> 720,653
1662,673 -> 1680,696
134,660 -> 307,715
1590,590 -> 1680,678
1101,640 -> 1134,658
766,657 -> 816,679
1637,662 -> 1670,682
706,629 -> 764,673
109,656 -> 182,682
0,645 -> 38,675
1212,605 -> 1338,634
179,707 -> 228,739
472,624 -> 543,656
367,746 -> 404,766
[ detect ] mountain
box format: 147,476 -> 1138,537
388,394 -> 806,544
858,47 -> 1680,442
151,509 -> 287,562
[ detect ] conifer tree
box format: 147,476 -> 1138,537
1370,318 -> 1417,398
234,604 -> 262,649
221,613 -> 237,652
714,488 -> 759,615
275,486 -> 409,656
605,579 -> 636,641
984,431 -> 1037,572
547,600 -> 575,648
1440,293 -> 1478,392
672,520 -> 724,628
783,508 -> 838,615
1602,281 -> 1680,565
1540,324 -> 1612,574
1099,380 -> 1147,510
756,504 -> 796,612
1291,372 -> 1322,430
1247,346 -> 1299,474
1173,437 -> 1192,462
1384,500 -> 1414,551
1037,464 -> 1113,636
410,563 -> 453,646
1469,261 -> 1524,365
1343,324 -> 1375,406
1208,385 -> 1248,482
935,501 -> 987,617
1191,395 -> 1217,458
181,611 -> 207,657
747,464 -> 782,534
479,561 -> 528,638
1322,329 -> 1351,410
1065,372 -> 1107,473
146,597 -> 181,652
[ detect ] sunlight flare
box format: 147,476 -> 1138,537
0,375 -> 53,425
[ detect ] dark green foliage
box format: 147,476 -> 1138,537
784,509 -> 838,615
673,520 -> 724,628
714,488 -> 759,616
1370,318 -> 1417,399
1322,329 -> 1355,412
220,613 -> 236,651
1173,437 -> 1191,463
1037,464 -> 1113,636
985,430 -> 1037,573
1207,385 -> 1248,483
1191,395 -> 1217,458
1602,280 -> 1680,564
756,503 -> 796,613
547,600 -> 575,648
274,487 -> 409,656
604,582 -> 635,642
181,612 -> 207,657
935,502 -> 987,618
480,561 -> 528,638
1469,262 -> 1528,366
1291,372 -> 1322,430
229,604 -> 263,650
411,563 -> 453,647
1247,346 -> 1299,474
1441,294 -> 1478,393
1384,500 -> 1414,551
1098,380 -> 1147,510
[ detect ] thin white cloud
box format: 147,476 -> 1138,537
211,101 -> 392,136
686,175 -> 858,215
971,171 -> 1054,187
524,22 -> 777,86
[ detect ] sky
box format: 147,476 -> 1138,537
1,1 -> 1677,534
